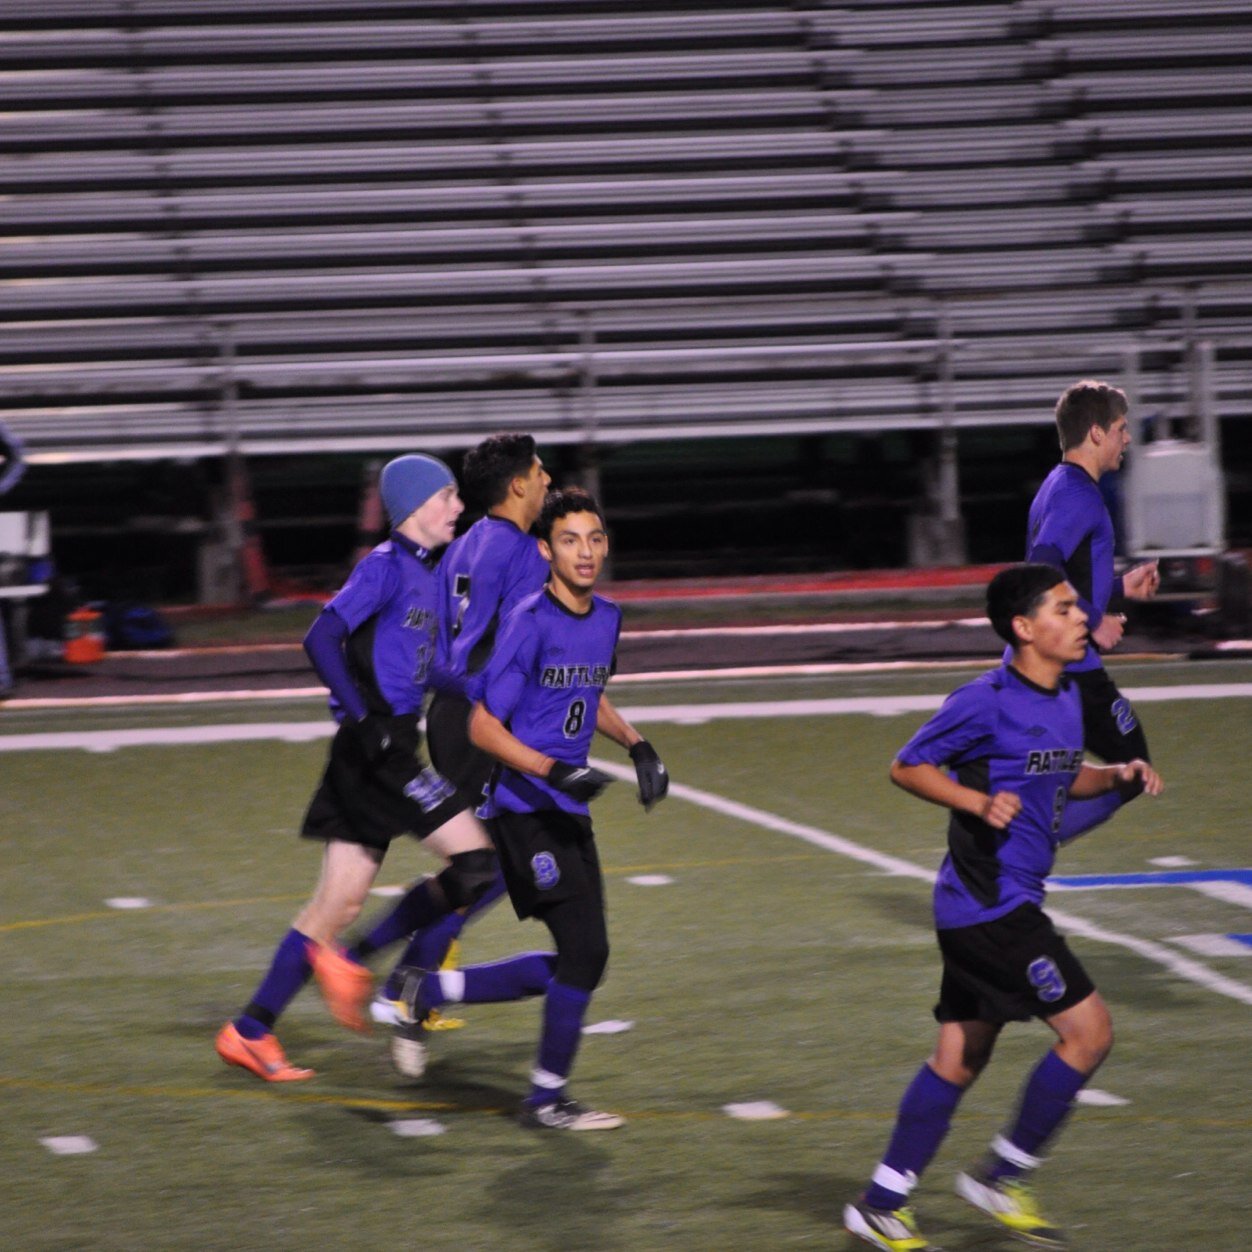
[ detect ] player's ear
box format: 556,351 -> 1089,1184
538,538 -> 553,563
1011,612 -> 1034,645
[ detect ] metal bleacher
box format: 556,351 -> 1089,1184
1,0 -> 1250,464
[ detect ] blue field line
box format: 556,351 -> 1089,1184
1228,934 -> 1252,948
1049,868 -> 1252,889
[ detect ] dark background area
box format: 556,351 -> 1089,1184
10,417 -> 1250,604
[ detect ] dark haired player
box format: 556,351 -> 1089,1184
355,433 -> 551,1032
396,488 -> 669,1130
1021,380 -> 1160,842
214,454 -> 498,1081
844,564 -> 1162,1251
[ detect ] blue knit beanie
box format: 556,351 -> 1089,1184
380,454 -> 456,527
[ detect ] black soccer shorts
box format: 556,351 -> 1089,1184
300,714 -> 471,852
933,902 -> 1096,1025
1073,666 -> 1150,763
487,809 -> 604,920
426,690 -> 495,806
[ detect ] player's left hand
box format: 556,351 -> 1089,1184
1114,759 -> 1164,797
629,740 -> 669,810
1123,560 -> 1160,600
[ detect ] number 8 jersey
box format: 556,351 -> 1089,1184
469,586 -> 623,817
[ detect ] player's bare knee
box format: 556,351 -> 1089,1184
1086,1021 -> 1114,1069
436,848 -> 498,910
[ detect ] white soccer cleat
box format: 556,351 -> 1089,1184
370,992 -> 405,1027
517,1096 -> 624,1131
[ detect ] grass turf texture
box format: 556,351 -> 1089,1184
2,662 -> 1250,1250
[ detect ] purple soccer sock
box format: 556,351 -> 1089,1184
987,1050 -> 1088,1181
459,951 -> 556,1003
527,981 -> 591,1106
382,872 -> 510,997
863,1065 -> 966,1210
1056,790 -> 1124,842
383,913 -> 466,998
418,951 -> 556,1016
348,878 -> 447,961
235,928 -> 313,1040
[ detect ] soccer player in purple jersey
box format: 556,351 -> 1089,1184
215,454 -> 498,1082
844,564 -> 1162,1252
394,488 -> 669,1130
359,433 -> 551,1033
1021,380 -> 1161,843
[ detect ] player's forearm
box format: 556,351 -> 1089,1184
468,701 -> 557,778
304,608 -> 368,721
889,759 -> 987,817
594,695 -> 642,750
1070,762 -> 1147,800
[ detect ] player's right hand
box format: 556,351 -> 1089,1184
1090,613 -> 1125,651
352,713 -> 395,765
547,761 -> 613,803
1114,759 -> 1164,797
980,790 -> 1022,829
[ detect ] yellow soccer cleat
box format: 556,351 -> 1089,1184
843,1200 -> 939,1251
955,1171 -> 1066,1248
439,939 -> 461,970
424,940 -> 467,1028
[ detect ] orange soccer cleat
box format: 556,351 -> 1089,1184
308,942 -> 373,1032
215,1022 -> 315,1082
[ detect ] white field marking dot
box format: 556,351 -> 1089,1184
1149,856 -> 1198,868
627,874 -> 674,887
582,1020 -> 634,1035
41,1136 -> 98,1155
105,897 -> 152,910
370,884 -> 406,897
1075,1089 -> 1129,1107
389,1119 -> 446,1138
723,1101 -> 789,1121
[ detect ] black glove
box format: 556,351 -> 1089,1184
629,739 -> 669,809
352,713 -> 395,766
547,761 -> 613,803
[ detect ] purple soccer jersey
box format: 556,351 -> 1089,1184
440,515 -> 550,684
1022,462 -> 1120,674
469,588 -> 622,817
320,534 -> 443,719
897,664 -> 1085,929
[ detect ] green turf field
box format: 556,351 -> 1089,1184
2,661 -> 1250,1250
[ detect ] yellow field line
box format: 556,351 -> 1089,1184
2,1074 -> 1248,1129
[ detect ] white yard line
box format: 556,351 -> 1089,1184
584,758 -> 1252,1010
2,686 -> 1249,1008
2,684 -> 1248,752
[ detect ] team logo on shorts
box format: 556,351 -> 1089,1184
403,767 -> 456,814
531,852 -> 560,890
1027,956 -> 1067,1003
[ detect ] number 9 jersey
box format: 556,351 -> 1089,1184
468,586 -> 623,817
895,663 -> 1085,931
